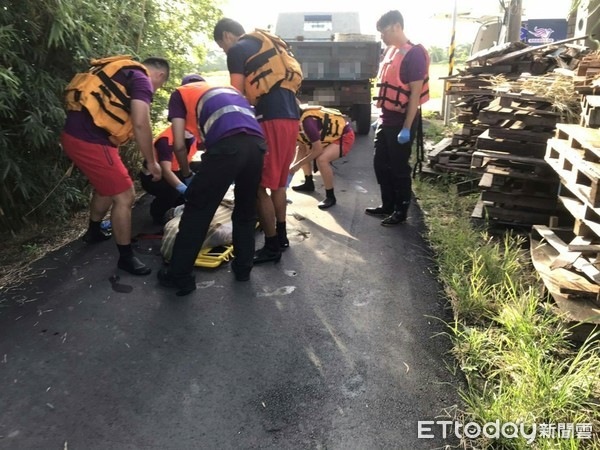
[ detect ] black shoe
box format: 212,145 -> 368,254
278,233 -> 289,249
82,229 -> 112,243
118,256 -> 152,276
365,206 -> 392,217
253,246 -> 282,264
318,197 -> 336,210
157,268 -> 196,296
292,180 -> 315,192
381,211 -> 407,226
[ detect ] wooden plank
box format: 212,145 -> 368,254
480,164 -> 557,182
568,236 -> 600,253
487,35 -> 590,65
558,194 -> 600,239
530,234 -> 600,309
488,126 -> 553,143
479,107 -> 559,128
533,225 -> 600,283
482,190 -> 557,210
580,95 -> 600,129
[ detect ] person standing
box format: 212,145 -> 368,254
366,10 -> 430,226
290,106 -> 355,209
213,18 -> 302,263
157,78 -> 266,296
62,55 -> 170,275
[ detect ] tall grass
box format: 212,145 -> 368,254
414,177 -> 600,449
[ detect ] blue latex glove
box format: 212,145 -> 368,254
397,128 -> 411,144
371,120 -> 378,131
175,183 -> 187,195
183,173 -> 195,186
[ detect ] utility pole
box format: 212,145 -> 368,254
506,0 -> 523,43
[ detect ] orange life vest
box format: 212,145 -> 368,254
298,106 -> 347,146
153,127 -> 198,172
176,82 -> 211,141
241,29 -> 303,105
374,44 -> 430,113
65,55 -> 149,145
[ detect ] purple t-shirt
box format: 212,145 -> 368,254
154,135 -> 195,163
63,68 -> 154,146
380,44 -> 429,127
302,116 -> 351,143
227,36 -> 300,121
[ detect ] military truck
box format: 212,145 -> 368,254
275,12 -> 381,135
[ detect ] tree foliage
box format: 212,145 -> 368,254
0,0 -> 223,232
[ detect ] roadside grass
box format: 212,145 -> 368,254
414,175 -> 600,449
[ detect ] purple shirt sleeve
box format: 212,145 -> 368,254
154,137 -> 173,163
167,90 -> 187,121
113,68 -> 154,103
302,117 -> 321,143
400,45 -> 429,84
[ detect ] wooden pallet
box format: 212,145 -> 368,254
479,164 -> 557,182
488,123 -> 554,143
476,129 -> 547,157
478,104 -> 559,128
472,150 -> 552,173
545,137 -> 600,208
471,197 -> 554,226
580,95 -> 600,128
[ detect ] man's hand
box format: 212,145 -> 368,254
147,160 -> 162,181
175,183 -> 187,195
397,128 -> 411,144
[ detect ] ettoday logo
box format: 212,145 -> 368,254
418,420 -> 594,443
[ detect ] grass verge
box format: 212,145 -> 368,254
414,176 -> 600,449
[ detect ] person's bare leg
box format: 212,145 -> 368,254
271,188 -> 287,223
315,144 -> 340,209
111,187 -> 151,275
89,192 -> 112,221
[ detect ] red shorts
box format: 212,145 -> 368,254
61,132 -> 133,196
260,119 -> 299,190
333,128 -> 355,157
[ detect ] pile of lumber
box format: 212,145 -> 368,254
470,92 -> 562,226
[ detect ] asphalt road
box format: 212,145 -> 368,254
0,130 -> 461,449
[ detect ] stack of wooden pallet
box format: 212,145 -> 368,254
470,92 -> 562,226
533,120 -> 600,335
427,75 -> 494,174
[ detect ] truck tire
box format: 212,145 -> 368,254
354,104 -> 372,135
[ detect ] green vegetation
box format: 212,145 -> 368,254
0,0 -> 223,233
414,177 -> 600,449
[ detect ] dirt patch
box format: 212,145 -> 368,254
0,209 -> 90,300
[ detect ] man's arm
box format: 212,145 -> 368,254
171,118 -> 191,177
131,99 -> 161,181
290,141 -> 324,173
159,161 -> 184,189
403,79 -> 424,132
230,73 -> 245,94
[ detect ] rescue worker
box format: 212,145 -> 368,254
290,106 -> 355,209
61,56 -> 170,275
157,76 -> 266,296
140,75 -> 205,225
139,125 -> 199,225
213,18 -> 302,263
366,10 -> 430,226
